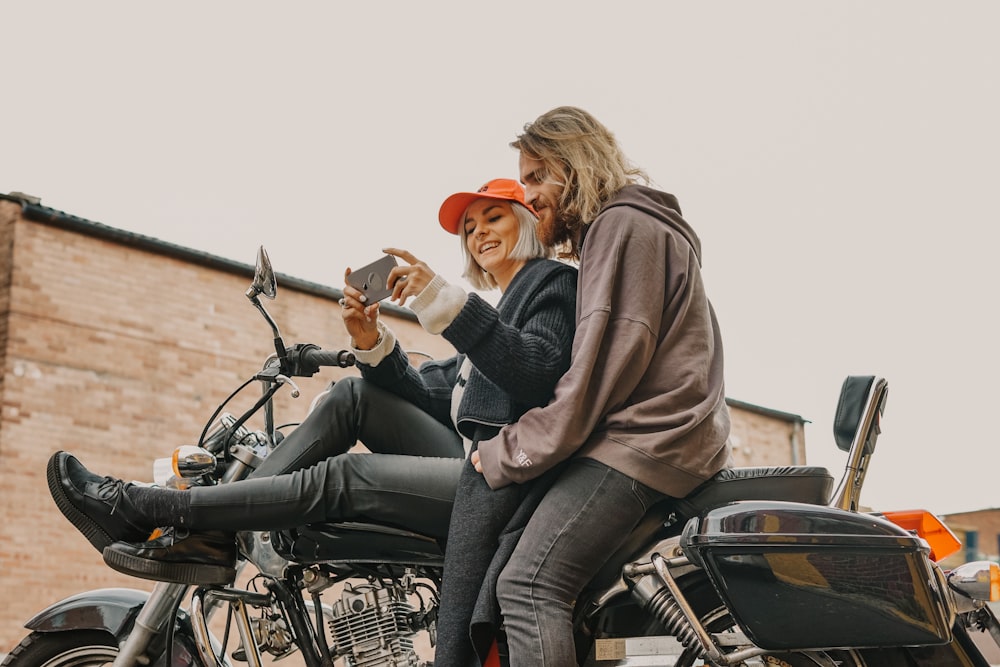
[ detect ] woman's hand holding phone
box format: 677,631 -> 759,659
341,267 -> 381,350
382,247 -> 435,307
341,248 -> 437,349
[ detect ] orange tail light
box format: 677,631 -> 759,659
881,509 -> 962,562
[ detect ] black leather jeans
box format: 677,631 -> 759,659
186,377 -> 464,539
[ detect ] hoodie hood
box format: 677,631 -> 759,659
591,184 -> 702,263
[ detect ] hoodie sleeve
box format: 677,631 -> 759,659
477,210 -> 670,488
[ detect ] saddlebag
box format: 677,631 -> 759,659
681,500 -> 954,651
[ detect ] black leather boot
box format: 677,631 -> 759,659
47,451 -> 154,552
103,529 -> 238,585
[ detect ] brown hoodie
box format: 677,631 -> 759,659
477,184 -> 732,498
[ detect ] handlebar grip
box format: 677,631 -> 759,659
302,347 -> 356,368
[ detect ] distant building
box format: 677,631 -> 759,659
941,508 -> 1000,569
727,398 -> 807,467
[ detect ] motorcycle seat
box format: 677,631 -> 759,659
674,465 -> 834,518
588,465 -> 833,592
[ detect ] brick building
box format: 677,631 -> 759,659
0,194 -> 810,654
941,508 -> 1000,566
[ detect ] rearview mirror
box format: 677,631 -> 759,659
248,246 -> 277,300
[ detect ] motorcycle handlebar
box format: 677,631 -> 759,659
301,346 -> 356,369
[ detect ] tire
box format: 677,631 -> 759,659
671,576 -> 912,667
1,631 -> 118,667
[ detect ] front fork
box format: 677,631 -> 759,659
112,582 -> 193,667
109,562 -> 270,667
189,576 -> 331,667
109,579 -> 264,667
111,425 -> 287,666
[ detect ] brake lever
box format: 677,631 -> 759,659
255,367 -> 300,397
276,374 -> 300,398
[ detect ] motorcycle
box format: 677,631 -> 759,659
4,246 -> 1000,667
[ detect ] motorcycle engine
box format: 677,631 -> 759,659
329,580 -> 422,667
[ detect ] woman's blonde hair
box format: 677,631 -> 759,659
511,106 -> 648,257
459,201 -> 552,290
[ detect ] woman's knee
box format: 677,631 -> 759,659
310,376 -> 365,418
331,376 -> 365,402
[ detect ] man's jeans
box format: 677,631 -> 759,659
496,458 -> 666,666
186,376 -> 464,538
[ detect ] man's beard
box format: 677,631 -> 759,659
536,210 -> 575,249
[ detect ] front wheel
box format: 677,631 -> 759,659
2,631 -> 118,667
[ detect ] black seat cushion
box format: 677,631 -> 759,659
675,465 -> 833,518
587,466 -> 833,592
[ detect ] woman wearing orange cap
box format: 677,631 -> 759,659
47,180 -> 578,597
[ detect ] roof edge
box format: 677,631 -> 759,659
2,193 -> 417,321
726,397 -> 809,424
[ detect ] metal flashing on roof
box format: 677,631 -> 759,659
725,397 -> 808,424
0,192 -> 417,321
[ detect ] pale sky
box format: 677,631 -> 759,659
3,1 -> 998,515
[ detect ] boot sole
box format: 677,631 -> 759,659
47,452 -> 114,553
103,545 -> 236,586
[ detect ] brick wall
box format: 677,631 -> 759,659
0,201 -> 456,651
0,202 -> 16,436
728,404 -> 806,467
0,200 -> 809,653
942,508 -> 1000,563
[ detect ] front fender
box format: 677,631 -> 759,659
25,588 -> 150,639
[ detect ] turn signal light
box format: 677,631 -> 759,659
881,509 -> 962,562
172,445 -> 217,479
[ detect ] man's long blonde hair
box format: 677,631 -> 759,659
511,106 -> 648,257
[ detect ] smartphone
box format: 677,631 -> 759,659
345,254 -> 398,303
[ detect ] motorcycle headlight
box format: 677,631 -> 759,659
948,561 -> 1000,603
173,445 -> 218,478
153,446 -> 218,489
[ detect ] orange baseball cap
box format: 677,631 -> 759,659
438,178 -> 535,235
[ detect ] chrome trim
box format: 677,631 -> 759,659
829,377 -> 888,511
231,598 -> 262,667
239,530 -> 289,579
190,590 -> 227,667
191,588 -> 271,667
948,561 -> 999,611
111,582 -> 190,667
650,554 -> 767,666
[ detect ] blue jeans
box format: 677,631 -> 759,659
496,458 -> 666,666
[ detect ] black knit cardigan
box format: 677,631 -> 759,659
358,258 -> 577,439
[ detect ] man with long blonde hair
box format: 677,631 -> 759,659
472,106 -> 733,666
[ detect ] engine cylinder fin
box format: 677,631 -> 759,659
329,583 -> 420,667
